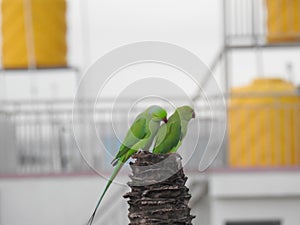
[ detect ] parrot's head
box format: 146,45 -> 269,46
177,106 -> 195,121
148,105 -> 168,123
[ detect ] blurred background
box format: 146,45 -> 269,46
0,0 -> 300,224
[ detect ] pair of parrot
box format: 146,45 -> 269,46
87,105 -> 195,225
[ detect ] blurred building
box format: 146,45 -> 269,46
0,1 -> 300,225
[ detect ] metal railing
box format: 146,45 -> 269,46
1,92 -> 300,176
224,0 -> 300,47
0,98 -> 227,175
224,0 -> 265,46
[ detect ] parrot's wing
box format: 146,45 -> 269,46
153,111 -> 179,148
112,117 -> 148,163
169,139 -> 183,153
153,121 -> 181,154
153,123 -> 167,147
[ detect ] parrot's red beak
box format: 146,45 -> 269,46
192,111 -> 196,118
163,118 -> 168,123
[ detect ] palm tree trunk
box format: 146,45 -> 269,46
124,151 -> 195,224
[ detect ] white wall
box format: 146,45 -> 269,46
0,175 -> 129,225
212,198 -> 300,225
0,173 -> 209,225
210,171 -> 300,225
2,170 -> 300,225
0,69 -> 77,100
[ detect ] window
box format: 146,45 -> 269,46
226,221 -> 281,225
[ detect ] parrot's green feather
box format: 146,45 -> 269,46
153,106 -> 195,154
130,117 -> 148,139
87,105 -> 167,225
153,121 -> 181,154
112,117 -> 148,163
153,123 -> 167,147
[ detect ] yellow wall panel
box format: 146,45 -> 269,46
266,0 -> 300,43
228,78 -> 300,167
1,0 -> 67,69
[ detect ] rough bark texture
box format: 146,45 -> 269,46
124,151 -> 195,225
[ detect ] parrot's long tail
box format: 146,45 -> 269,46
87,160 -> 124,225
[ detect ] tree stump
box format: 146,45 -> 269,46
124,151 -> 195,225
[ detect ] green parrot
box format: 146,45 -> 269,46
152,106 -> 195,154
87,105 -> 167,225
